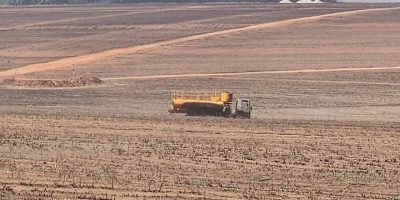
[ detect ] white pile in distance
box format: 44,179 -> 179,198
297,0 -> 324,3
279,0 -> 293,3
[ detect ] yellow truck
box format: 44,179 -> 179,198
169,91 -> 251,118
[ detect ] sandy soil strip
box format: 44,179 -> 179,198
103,65 -> 400,80
271,78 -> 400,86
0,6 -> 399,78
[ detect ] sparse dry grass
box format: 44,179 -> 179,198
0,115 -> 399,199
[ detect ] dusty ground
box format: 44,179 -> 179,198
1,3 -> 400,199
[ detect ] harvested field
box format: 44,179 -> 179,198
0,3 -> 400,200
1,115 -> 399,200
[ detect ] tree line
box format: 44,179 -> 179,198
3,0 -> 334,5
6,0 -> 92,5
4,0 -> 282,5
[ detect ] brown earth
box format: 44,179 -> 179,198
1,6 -> 399,77
0,3 -> 400,200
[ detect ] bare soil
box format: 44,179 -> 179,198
0,115 -> 399,199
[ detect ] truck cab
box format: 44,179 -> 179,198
235,98 -> 251,118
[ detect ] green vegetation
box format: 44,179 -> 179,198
119,0 -> 276,3
6,0 -> 92,5
0,0 -> 280,5
1,0 -> 334,5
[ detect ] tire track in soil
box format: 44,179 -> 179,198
17,12 -> 258,31
0,12 -> 261,58
0,6 -> 399,79
1,6 -> 206,31
270,79 -> 400,86
103,65 -> 400,81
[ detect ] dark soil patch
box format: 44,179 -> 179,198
0,76 -> 102,88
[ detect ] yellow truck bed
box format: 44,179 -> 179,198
170,91 -> 232,115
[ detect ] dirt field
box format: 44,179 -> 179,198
1,3 -> 400,199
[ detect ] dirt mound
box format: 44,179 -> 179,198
0,76 -> 102,88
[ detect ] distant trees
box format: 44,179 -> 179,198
120,0 -> 276,2
5,0 -> 94,4
6,0 -> 93,4
121,0 -> 276,2
2,0 -> 336,5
